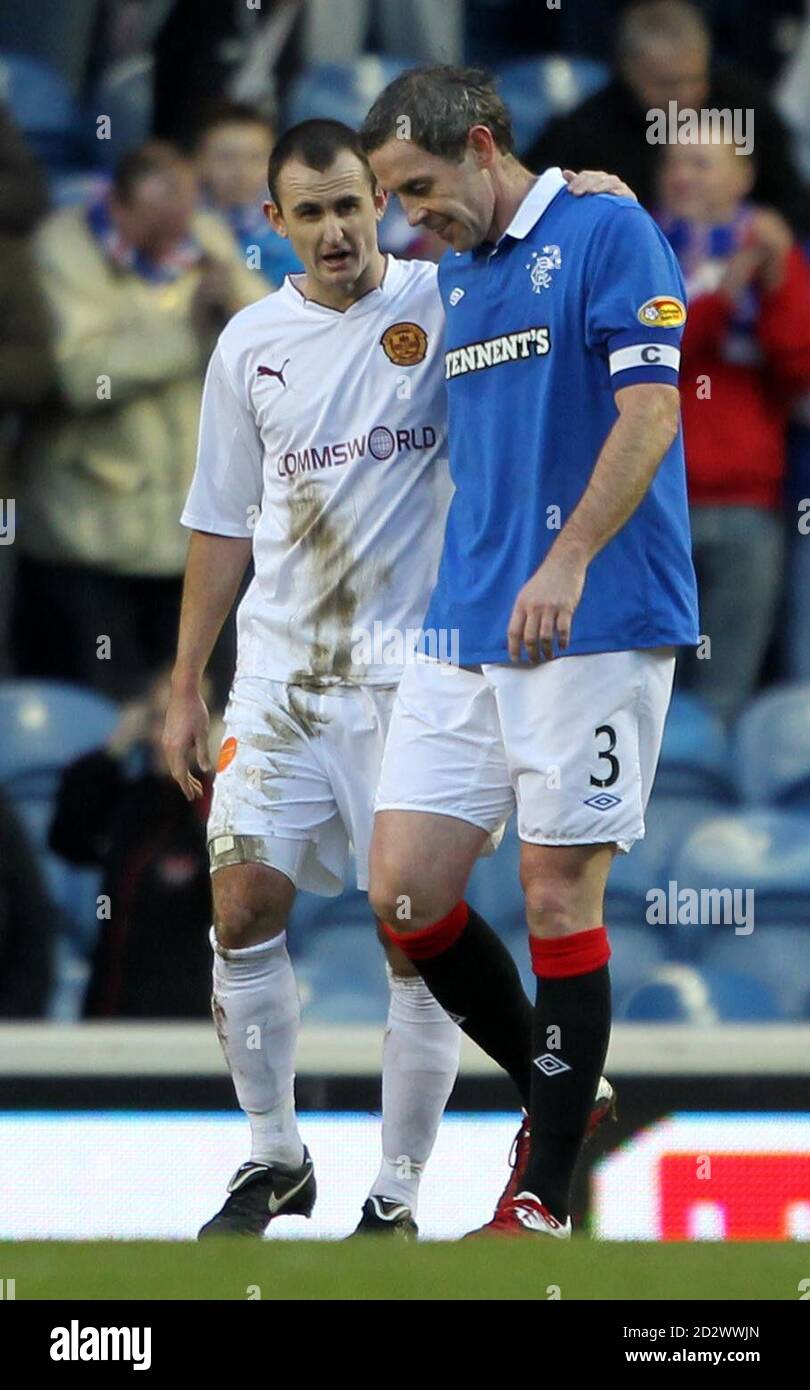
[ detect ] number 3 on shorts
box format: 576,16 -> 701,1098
590,724 -> 620,788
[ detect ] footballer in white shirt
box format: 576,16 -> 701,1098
163,117 -> 626,1239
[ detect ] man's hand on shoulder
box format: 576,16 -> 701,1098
563,169 -> 637,201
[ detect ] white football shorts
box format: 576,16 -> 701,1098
374,648 -> 676,853
208,676 -> 398,894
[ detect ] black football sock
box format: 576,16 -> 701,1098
523,929 -> 612,1222
386,901 -> 533,1109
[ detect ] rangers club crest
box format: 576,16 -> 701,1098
526,245 -> 562,293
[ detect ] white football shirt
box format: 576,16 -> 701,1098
182,255 -> 451,686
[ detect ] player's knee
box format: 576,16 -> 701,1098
369,877 -> 407,930
213,864 -> 291,950
369,881 -> 433,934
521,872 -> 580,933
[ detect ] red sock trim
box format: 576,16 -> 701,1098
382,901 -> 469,961
530,926 -> 610,979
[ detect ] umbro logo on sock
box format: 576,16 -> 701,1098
532,1053 -> 571,1076
447,1011 -> 466,1025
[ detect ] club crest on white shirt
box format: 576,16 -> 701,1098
526,245 -> 562,293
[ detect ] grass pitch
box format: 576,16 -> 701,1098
1,1239 -> 801,1300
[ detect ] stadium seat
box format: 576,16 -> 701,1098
285,56 -> 409,132
84,55 -> 154,170
296,925 -> 389,1023
654,692 -> 735,802
493,55 -> 610,155
0,51 -> 84,170
732,684 -> 810,808
286,880 -> 369,959
620,964 -> 785,1022
608,926 -> 669,1008
499,928 -> 533,998
702,927 -> 809,1020
476,924 -> 672,1012
606,794 -> 720,930
466,819 -> 523,936
12,790 -> 104,951
0,681 -> 119,799
672,808 -> 810,928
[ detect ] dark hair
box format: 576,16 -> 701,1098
360,65 -> 514,161
112,140 -> 188,202
194,100 -> 277,150
267,119 -> 375,206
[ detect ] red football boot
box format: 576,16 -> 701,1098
469,1076 -> 617,1236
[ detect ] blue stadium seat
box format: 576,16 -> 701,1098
499,928 -> 533,998
286,880 -> 369,959
296,925 -> 389,1023
0,51 -> 84,169
494,56 -> 610,155
608,926 -> 669,1008
0,682 -> 116,955
84,55 -> 154,171
466,818 -> 523,935
655,692 -> 735,802
0,681 -> 119,799
732,685 -> 810,808
702,927 -> 809,1020
285,57 -> 409,131
478,924 -> 672,1012
672,808 -> 810,928
606,795 -> 720,929
12,791 -> 104,951
303,988 -> 388,1025
620,964 -> 785,1022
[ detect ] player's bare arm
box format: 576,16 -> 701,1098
164,530 -> 252,800
508,382 -> 680,663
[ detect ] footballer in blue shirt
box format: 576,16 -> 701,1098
361,66 -> 699,1239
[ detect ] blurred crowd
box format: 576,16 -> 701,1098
1,0 -> 810,1017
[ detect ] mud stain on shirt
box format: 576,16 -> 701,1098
286,480 -> 387,693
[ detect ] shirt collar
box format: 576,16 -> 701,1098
283,252 -> 402,317
499,166 -> 568,243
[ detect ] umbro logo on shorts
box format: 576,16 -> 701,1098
583,792 -> 622,811
533,1053 -> 571,1076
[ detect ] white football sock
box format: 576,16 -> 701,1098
210,927 -> 304,1171
369,965 -> 462,1214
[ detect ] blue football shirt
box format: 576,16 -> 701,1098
423,167 -> 700,665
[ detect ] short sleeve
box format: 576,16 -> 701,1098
585,204 -> 686,390
181,342 -> 264,536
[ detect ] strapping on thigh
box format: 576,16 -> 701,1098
209,833 -> 287,872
